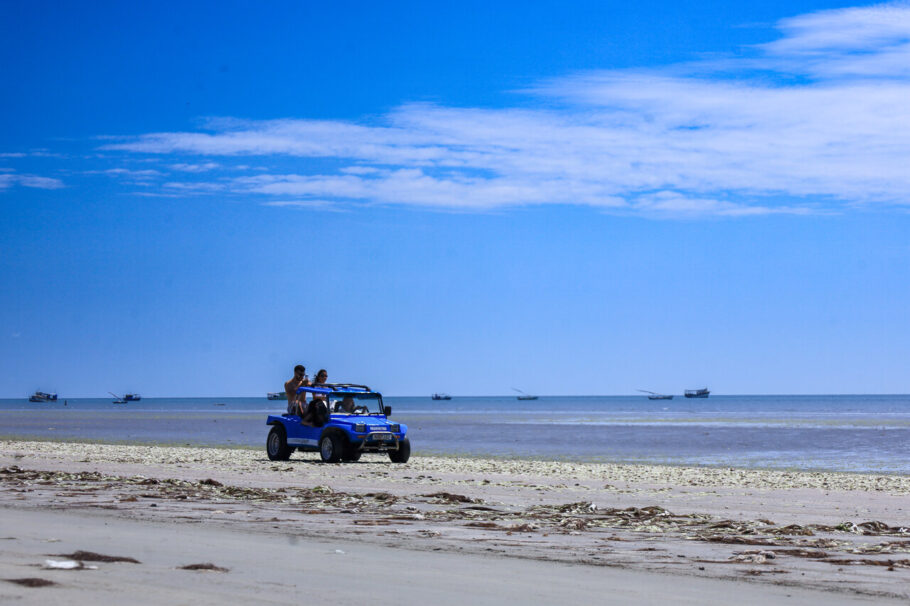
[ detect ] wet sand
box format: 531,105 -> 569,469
1,440 -> 909,603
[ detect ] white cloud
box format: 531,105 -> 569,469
100,2 -> 910,215
86,168 -> 163,180
0,171 -> 64,190
261,199 -> 350,212
168,162 -> 221,172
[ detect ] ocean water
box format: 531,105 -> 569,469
1,395 -> 908,474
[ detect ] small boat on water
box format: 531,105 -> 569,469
684,388 -> 710,399
267,392 -> 285,400
638,389 -> 673,401
109,392 -> 128,404
124,393 -> 141,401
28,391 -> 58,402
431,393 -> 452,400
512,388 -> 538,401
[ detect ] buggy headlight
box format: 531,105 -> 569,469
354,423 -> 366,433
390,424 -> 400,433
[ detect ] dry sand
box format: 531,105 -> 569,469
1,440 -> 909,604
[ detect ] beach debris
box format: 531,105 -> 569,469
4,577 -> 57,587
850,540 -> 910,554
423,492 -> 478,504
560,518 -> 589,531
740,568 -> 789,576
54,551 -> 140,563
773,548 -> 828,559
364,492 -> 398,503
556,501 -> 598,514
831,521 -> 910,536
769,524 -> 814,536
506,523 -> 539,534
730,550 -> 776,564
44,559 -> 97,570
179,563 -> 229,572
199,478 -> 223,487
699,535 -> 778,546
822,558 -> 910,568
465,521 -> 501,529
334,549 -> 345,554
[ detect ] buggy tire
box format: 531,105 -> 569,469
389,437 -> 411,463
319,432 -> 343,463
267,425 -> 292,461
342,447 -> 362,462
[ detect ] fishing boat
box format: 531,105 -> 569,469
638,390 -> 673,400
267,392 -> 285,400
124,393 -> 141,401
684,388 -> 710,398
28,391 -> 57,402
431,393 -> 452,400
512,388 -> 538,401
109,392 -> 128,404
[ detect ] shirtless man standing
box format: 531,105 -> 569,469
285,365 -> 309,416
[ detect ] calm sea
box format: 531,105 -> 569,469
1,395 -> 908,474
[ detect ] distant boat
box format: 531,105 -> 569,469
28,391 -> 57,402
512,388 -> 538,401
637,389 -> 674,401
109,392 -> 128,404
684,388 -> 710,399
124,393 -> 141,401
267,392 -> 285,400
214,402 -> 226,406
431,393 -> 452,400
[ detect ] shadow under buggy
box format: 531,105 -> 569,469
266,383 -> 410,463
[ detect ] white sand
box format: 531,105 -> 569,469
1,440 -> 908,603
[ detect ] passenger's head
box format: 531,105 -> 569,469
315,369 -> 328,384
341,396 -> 355,412
294,364 -> 306,379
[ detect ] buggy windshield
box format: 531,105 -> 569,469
327,391 -> 383,415
296,384 -> 384,415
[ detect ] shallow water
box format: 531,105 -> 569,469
2,394 -> 908,473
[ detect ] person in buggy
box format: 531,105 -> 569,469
284,366 -> 332,426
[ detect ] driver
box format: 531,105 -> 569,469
337,395 -> 356,413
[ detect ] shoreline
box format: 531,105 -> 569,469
3,435 -> 909,480
2,439 -> 909,602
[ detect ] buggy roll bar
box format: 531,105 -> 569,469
296,383 -> 374,396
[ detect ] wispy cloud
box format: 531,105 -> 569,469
168,162 -> 221,172
100,2 -> 910,216
0,171 -> 65,190
87,168 -> 163,180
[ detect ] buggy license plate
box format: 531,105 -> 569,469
370,433 -> 392,441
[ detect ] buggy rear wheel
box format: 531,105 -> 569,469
266,425 -> 292,461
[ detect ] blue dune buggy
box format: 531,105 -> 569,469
265,383 -> 410,463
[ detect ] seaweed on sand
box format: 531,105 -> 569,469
53,551 -> 140,563
5,577 -> 57,587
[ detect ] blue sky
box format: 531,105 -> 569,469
2,0 -> 909,396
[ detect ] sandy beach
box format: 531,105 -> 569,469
1,440 -> 909,604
